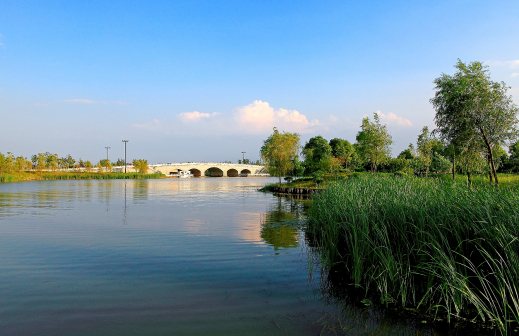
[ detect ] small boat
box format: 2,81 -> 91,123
178,170 -> 194,178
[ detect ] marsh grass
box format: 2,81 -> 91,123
307,175 -> 519,334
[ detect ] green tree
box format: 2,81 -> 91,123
329,138 -> 356,169
260,128 -> 301,184
397,143 -> 415,160
416,126 -> 434,177
355,113 -> 393,173
302,136 -> 332,174
14,156 -> 29,177
132,159 -> 149,174
431,60 -> 519,187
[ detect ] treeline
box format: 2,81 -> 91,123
261,60 -> 519,186
0,152 -> 151,175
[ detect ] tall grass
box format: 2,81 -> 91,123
307,175 -> 519,334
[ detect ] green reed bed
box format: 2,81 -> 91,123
307,175 -> 519,334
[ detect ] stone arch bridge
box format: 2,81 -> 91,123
140,162 -> 268,177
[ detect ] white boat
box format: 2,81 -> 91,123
178,170 -> 194,178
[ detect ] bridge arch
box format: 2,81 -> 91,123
189,168 -> 201,177
240,169 -> 251,175
227,169 -> 238,177
204,167 -> 224,177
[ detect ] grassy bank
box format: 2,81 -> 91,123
0,171 -> 164,183
307,175 -> 519,334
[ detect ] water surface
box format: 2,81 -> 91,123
0,178 -> 436,335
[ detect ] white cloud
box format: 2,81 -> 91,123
487,60 -> 519,69
177,111 -> 219,123
376,110 -> 412,127
235,100 -> 318,133
511,73 -> 519,78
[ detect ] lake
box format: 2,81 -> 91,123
0,178 -> 436,335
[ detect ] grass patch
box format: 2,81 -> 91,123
307,175 -> 519,334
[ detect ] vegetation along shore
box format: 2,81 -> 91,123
259,60 -> 519,334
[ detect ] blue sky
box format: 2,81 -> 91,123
1,0 -> 518,163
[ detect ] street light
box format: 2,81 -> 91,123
105,147 -> 110,162
241,152 -> 246,164
122,140 -> 129,173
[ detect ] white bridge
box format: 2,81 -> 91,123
117,162 -> 269,177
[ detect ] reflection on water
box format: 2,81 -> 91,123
260,196 -> 307,251
0,178 -> 441,335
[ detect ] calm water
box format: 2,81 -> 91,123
0,178 -> 436,335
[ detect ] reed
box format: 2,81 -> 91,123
307,175 -> 519,334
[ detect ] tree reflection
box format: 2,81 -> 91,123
260,196 -> 308,250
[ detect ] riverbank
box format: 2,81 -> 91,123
306,175 -> 519,335
0,171 -> 164,183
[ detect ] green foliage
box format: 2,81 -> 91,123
397,144 -> 415,160
355,113 -> 393,173
308,176 -> 519,334
431,59 -> 519,187
416,126 -> 434,176
260,128 -> 301,184
329,138 -> 356,169
302,136 -> 332,174
132,159 -> 149,174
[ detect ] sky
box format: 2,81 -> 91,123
1,0 -> 518,164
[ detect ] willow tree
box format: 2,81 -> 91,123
260,128 -> 300,184
355,113 -> 393,173
431,60 -> 519,187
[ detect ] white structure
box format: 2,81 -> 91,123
114,162 -> 269,177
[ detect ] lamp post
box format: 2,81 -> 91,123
105,147 -> 110,162
241,152 -> 246,164
122,140 -> 129,173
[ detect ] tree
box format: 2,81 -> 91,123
431,60 -> 519,187
355,113 -> 393,173
302,136 -> 332,174
416,126 -> 434,177
397,144 -> 415,160
260,128 -> 300,184
132,159 -> 149,174
14,156 -> 29,177
329,138 -> 356,169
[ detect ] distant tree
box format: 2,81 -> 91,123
302,136 -> 332,174
397,144 -> 415,160
329,138 -> 356,169
260,128 -> 300,184
36,153 -> 46,175
509,141 -> 519,161
355,113 -> 393,173
84,161 -> 93,172
14,156 -> 29,177
416,126 -> 434,177
431,59 -> 519,187
113,158 -> 125,166
132,159 -> 149,174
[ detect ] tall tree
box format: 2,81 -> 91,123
431,60 -> 519,187
355,113 -> 393,173
302,136 -> 332,174
260,128 -> 300,184
416,126 -> 434,177
329,138 -> 356,169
